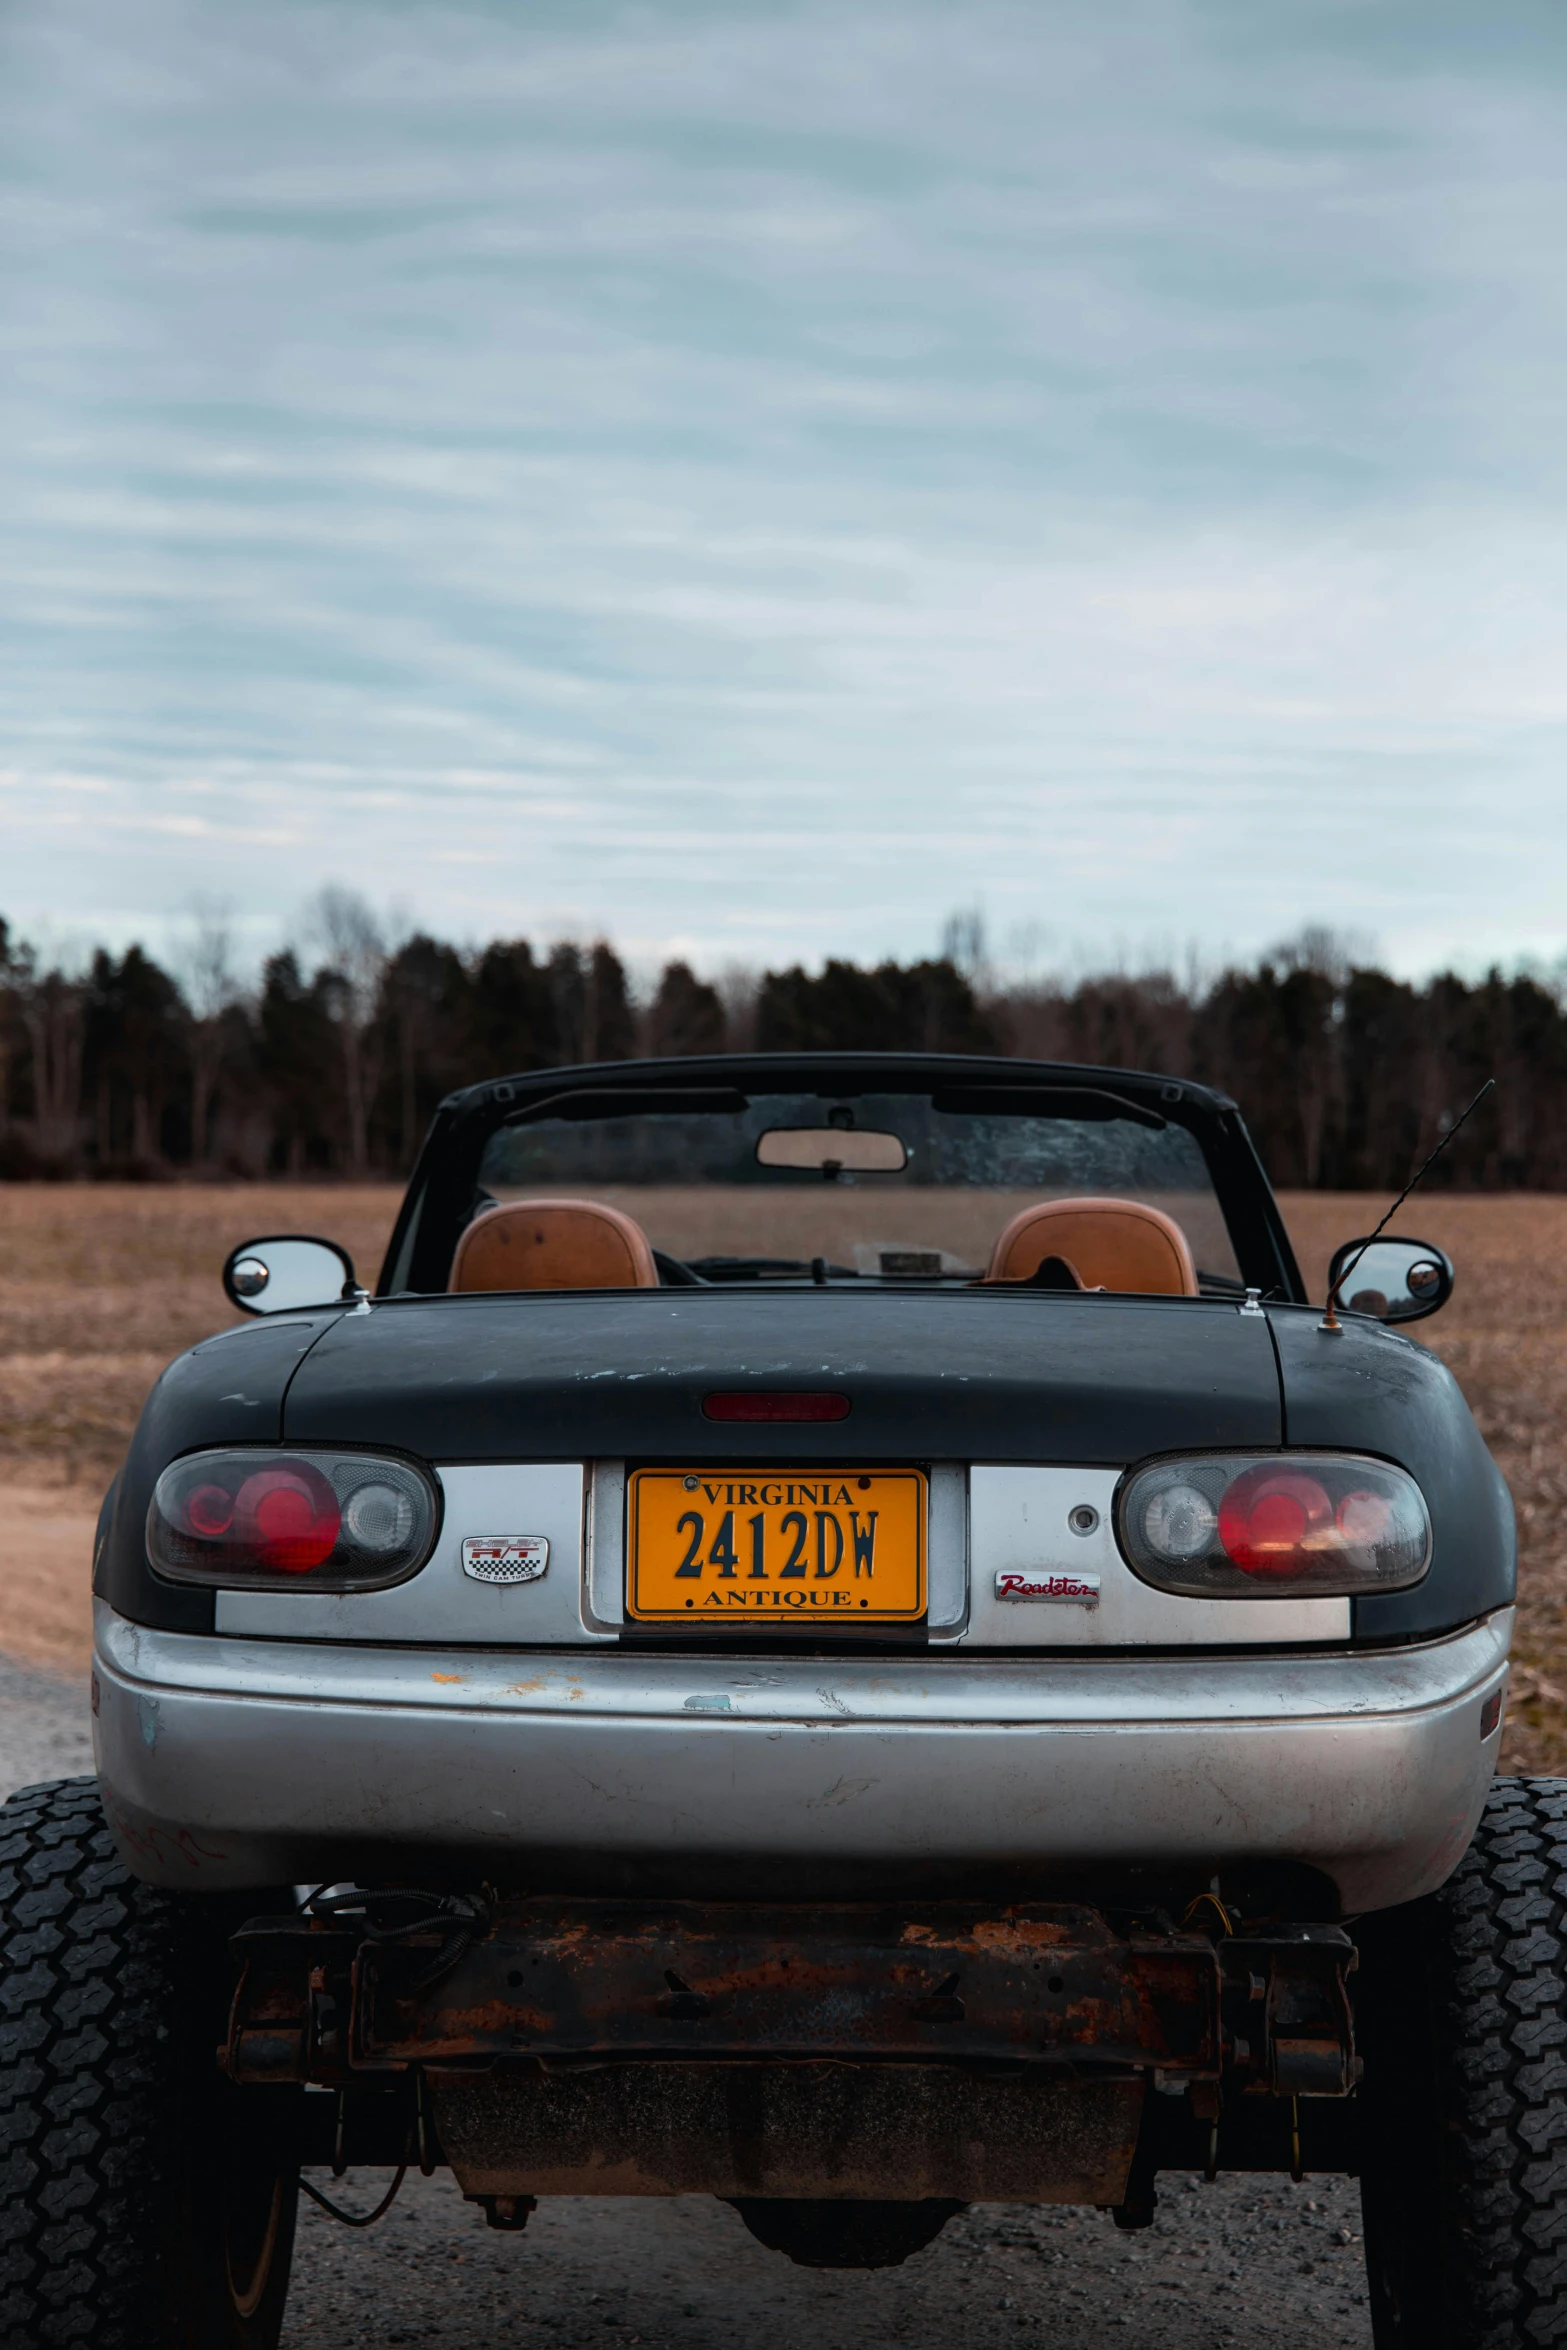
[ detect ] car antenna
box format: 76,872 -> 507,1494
1319,1077 -> 1494,1333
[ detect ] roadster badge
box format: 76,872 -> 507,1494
462,1536 -> 549,1586
996,1568 -> 1100,1604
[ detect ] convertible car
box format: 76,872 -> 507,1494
0,1051 -> 1540,2350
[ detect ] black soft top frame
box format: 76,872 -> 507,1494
378,1051 -> 1305,1304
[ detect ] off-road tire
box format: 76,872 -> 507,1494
1359,1775 -> 1567,2348
0,1775 -> 300,2350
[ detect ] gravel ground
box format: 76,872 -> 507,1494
283,2171 -> 1373,2349
0,1662 -> 1372,2348
0,1651 -> 93,1796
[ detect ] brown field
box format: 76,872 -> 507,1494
0,1186 -> 404,1670
2,1183 -> 1563,1774
1281,1193 -> 1567,1776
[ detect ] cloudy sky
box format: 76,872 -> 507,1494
2,0 -> 1564,981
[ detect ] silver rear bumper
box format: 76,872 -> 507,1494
92,1599 -> 1510,1911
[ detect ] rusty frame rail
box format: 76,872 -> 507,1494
225,1897 -> 1356,2102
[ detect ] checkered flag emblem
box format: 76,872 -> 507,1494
461,1536 -> 549,1586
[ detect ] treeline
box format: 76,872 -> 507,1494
0,899 -> 1561,1189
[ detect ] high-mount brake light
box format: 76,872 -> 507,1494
147,1450 -> 439,1591
1117,1452 -> 1430,1598
703,1391 -> 852,1422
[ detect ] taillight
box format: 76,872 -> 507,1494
147,1450 -> 438,1590
1116,1453 -> 1430,1598
234,1461 -> 341,1572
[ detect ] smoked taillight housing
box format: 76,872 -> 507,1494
1116,1452 -> 1430,1598
147,1449 -> 439,1590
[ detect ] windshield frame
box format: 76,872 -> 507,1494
378,1051 -> 1305,1303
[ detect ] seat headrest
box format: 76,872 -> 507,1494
449,1199 -> 659,1293
985,1196 -> 1198,1296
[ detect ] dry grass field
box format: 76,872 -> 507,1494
0,1186 -> 404,1670
1281,1193 -> 1567,1776
1,1182 -> 1562,1773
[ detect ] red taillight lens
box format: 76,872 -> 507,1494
1218,1466 -> 1333,1577
148,1449 -> 438,1590
184,1482 -> 235,1538
1118,1452 -> 1430,1598
234,1463 -> 340,1572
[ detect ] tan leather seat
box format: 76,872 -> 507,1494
450,1199 -> 659,1293
985,1196 -> 1198,1296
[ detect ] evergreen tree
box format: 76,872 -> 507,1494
82,947 -> 189,1171
647,962 -> 727,1057
468,940 -> 558,1075
0,903 -> 1558,1191
376,936 -> 474,1167
545,942 -> 635,1064
755,958 -> 992,1053
256,952 -> 339,1173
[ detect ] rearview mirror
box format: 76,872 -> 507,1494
1328,1235 -> 1454,1324
755,1126 -> 907,1175
223,1234 -> 360,1316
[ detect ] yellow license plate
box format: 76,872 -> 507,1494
626,1468 -> 927,1625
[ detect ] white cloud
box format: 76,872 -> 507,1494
1,0 -> 1565,975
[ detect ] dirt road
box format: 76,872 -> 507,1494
0,1659 -> 1371,2350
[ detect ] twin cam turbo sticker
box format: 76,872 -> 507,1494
462,1536 -> 549,1587
996,1568 -> 1100,1605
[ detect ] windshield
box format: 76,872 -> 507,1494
474,1089 -> 1241,1286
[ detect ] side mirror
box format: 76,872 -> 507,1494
1328,1235 -> 1454,1325
223,1234 -> 360,1316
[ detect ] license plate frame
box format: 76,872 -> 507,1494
625,1467 -> 927,1626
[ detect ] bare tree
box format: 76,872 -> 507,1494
170,900 -> 239,1170
713,963 -> 760,1052
303,887 -> 390,1174
13,946 -> 86,1163
0,918 -> 16,1146
940,907 -> 990,988
1271,925 -> 1375,988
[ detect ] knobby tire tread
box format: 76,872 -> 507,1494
0,1774 -> 189,2350
1366,1775 -> 1567,2349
